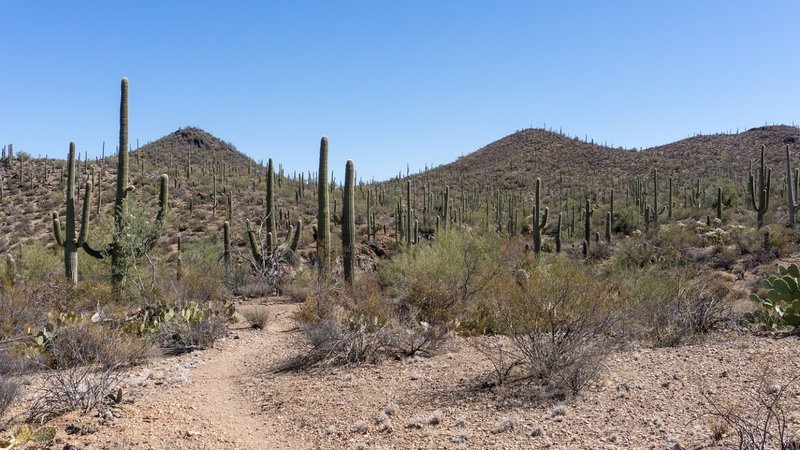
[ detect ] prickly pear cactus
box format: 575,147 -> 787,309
750,263 -> 800,328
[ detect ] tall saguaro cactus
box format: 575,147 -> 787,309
532,178 -> 548,253
343,160 -> 356,285
583,198 -> 593,257
82,78 -> 169,292
786,145 -> 798,229
748,144 -> 771,228
317,137 -> 330,275
266,158 -> 276,252
52,141 -> 93,285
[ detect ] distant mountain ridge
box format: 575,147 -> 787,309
407,125 -> 800,192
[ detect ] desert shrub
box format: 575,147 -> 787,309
278,320 -> 384,371
762,225 -> 796,257
379,229 -> 503,327
282,268 -> 320,304
611,236 -> 661,269
652,223 -> 697,256
17,243 -> 61,283
47,320 -> 150,369
156,302 -> 230,352
381,323 -> 448,358
622,267 -> 731,346
730,225 -> 763,255
703,371 -> 800,449
493,257 -> 623,396
278,319 -> 447,372
241,306 -> 270,330
180,242 -> 224,304
613,207 -> 644,235
28,363 -> 120,423
0,375 -> 18,418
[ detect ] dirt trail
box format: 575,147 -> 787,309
36,300 -> 800,449
54,301 -> 305,450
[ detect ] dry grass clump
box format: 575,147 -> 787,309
27,363 -> 121,423
241,307 -> 270,330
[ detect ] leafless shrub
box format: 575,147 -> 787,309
276,320 -> 384,371
28,364 -> 120,423
469,335 -> 525,387
158,315 -> 228,353
241,307 -> 270,330
50,321 -> 150,369
702,373 -> 800,449
0,375 -> 18,418
496,258 -> 622,396
648,281 -> 731,347
382,323 -> 448,358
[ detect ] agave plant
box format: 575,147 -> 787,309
750,263 -> 800,329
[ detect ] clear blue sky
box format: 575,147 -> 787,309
1,1 -> 798,181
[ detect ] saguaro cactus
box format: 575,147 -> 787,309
532,178 -> 548,253
583,197 -> 593,255
343,160 -> 356,284
290,219 -> 303,253
406,180 -> 412,246
786,145 -> 799,229
555,212 -> 562,253
223,221 -> 231,268
266,158 -> 276,252
82,78 -> 169,292
52,141 -> 93,285
748,144 -> 771,228
317,137 -> 330,275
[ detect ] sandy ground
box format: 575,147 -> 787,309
5,298 -> 800,449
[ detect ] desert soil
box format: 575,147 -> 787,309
10,298 -> 800,449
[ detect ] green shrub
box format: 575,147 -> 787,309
379,229 -> 504,327
491,256 -> 624,395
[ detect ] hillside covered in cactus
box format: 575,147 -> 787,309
1,124 -> 800,258
408,125 -> 800,193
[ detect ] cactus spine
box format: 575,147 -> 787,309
52,141 -> 92,285
748,144 -> 771,228
343,160 -> 356,285
317,137 -> 330,275
532,178 -> 548,253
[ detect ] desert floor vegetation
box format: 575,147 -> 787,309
1,79 -> 800,449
